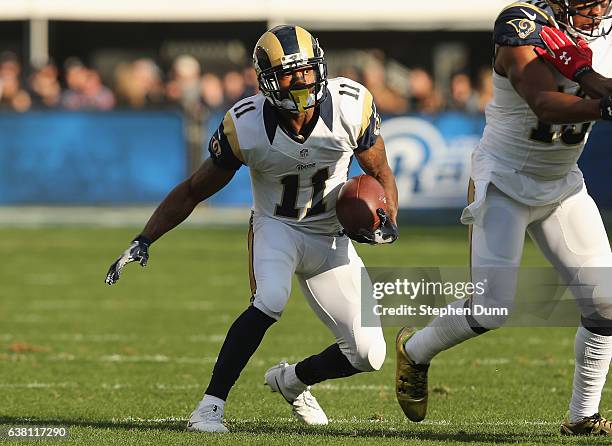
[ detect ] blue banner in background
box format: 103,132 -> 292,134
0,111 -> 186,204
381,112 -> 484,209
0,111 -> 610,209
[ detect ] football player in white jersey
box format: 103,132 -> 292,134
394,0 -> 612,435
105,25 -> 398,433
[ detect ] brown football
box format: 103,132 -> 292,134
336,174 -> 388,235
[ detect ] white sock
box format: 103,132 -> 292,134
568,326 -> 612,423
285,364 -> 307,392
405,299 -> 480,364
201,394 -> 225,410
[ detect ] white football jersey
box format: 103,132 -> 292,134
473,1 -> 612,207
590,33 -> 612,77
208,77 -> 380,235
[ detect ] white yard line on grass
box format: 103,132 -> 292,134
25,300 -> 214,311
382,357 -> 574,367
51,333 -> 138,342
0,380 -> 571,401
0,382 -> 78,388
115,416 -> 188,423
2,350 -> 574,368
0,332 -> 226,343
112,416 -> 559,426
0,382 -> 212,392
99,354 -> 218,364
154,384 -> 201,390
317,384 -> 390,391
187,334 -> 226,343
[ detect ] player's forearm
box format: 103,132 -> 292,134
139,159 -> 235,243
578,72 -> 612,100
373,167 -> 398,222
140,180 -> 200,243
532,92 -> 601,124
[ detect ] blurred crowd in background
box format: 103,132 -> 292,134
0,50 -> 493,117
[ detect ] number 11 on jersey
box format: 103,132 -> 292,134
275,168 -> 330,219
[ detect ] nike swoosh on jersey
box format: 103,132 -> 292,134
521,8 -> 538,21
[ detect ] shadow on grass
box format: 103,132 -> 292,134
229,420 -> 564,444
0,416 -> 588,444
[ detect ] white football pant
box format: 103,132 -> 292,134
249,213 -> 386,372
470,183 -> 612,330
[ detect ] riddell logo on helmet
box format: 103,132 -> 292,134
281,53 -> 308,68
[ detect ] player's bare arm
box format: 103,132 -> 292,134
141,158 -> 235,242
105,158 -> 235,285
496,44 -> 602,124
354,135 -> 398,223
577,70 -> 612,98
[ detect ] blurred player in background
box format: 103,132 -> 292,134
395,0 -> 612,435
105,25 -> 398,433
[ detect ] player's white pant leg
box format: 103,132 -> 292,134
407,184 -> 531,364
527,186 -> 612,321
469,185 -> 531,329
250,215 -> 300,320
527,185 -> 612,422
297,236 -> 385,372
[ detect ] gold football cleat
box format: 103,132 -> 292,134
561,412 -> 612,435
395,327 -> 430,422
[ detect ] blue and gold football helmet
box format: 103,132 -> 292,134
253,25 -> 328,114
547,0 -> 612,38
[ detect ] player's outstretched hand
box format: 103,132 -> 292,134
345,209 -> 398,245
534,26 -> 593,81
105,236 -> 150,285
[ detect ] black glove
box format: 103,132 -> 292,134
105,235 -> 151,285
344,209 -> 398,245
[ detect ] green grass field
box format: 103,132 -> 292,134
1,225 -> 610,445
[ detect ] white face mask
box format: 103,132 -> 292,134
564,1 -> 612,39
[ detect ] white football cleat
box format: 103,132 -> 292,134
264,361 -> 329,426
187,401 -> 229,433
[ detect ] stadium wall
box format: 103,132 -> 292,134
1,112 -> 611,210
0,111 -> 186,204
